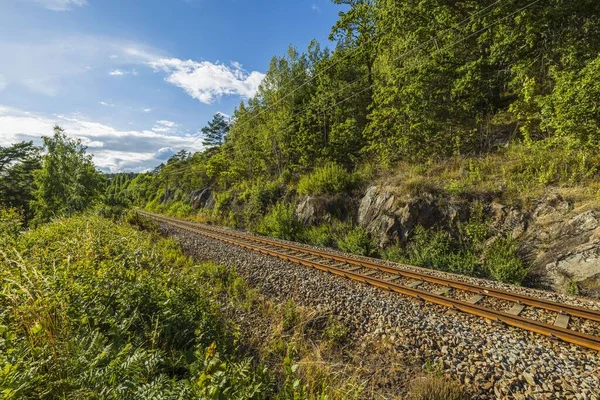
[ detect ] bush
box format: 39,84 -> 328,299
166,201 -> 195,218
297,163 -> 358,196
240,179 -> 283,227
485,237 -> 527,284
299,224 -> 334,247
335,225 -> 375,257
256,202 -> 303,240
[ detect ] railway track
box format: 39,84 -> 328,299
139,210 -> 600,352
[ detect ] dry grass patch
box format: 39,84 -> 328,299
408,375 -> 468,400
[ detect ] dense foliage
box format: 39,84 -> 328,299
0,126 -> 106,225
31,127 -> 106,223
0,142 -> 40,222
0,215 -> 273,399
120,0 -> 600,208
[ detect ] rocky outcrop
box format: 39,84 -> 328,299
190,188 -> 214,210
295,194 -> 355,226
357,186 -> 467,247
354,187 -> 600,296
527,203 -> 600,296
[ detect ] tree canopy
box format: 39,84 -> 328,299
31,126 -> 106,223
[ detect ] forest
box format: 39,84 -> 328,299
112,0 -> 600,208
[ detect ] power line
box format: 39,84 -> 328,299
247,0 -> 542,155
233,0 -> 507,134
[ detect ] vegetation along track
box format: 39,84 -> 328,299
139,210 -> 600,352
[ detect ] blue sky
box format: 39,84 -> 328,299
0,0 -> 342,172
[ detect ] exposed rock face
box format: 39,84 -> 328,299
295,194 -> 355,226
189,188 -> 214,210
528,205 -> 600,296
357,186 -> 466,247
354,187 -> 600,296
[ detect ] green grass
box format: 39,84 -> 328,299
0,215 -> 273,399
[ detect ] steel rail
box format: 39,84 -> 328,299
140,211 -> 600,323
141,212 -> 600,352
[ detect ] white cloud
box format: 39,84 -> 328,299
142,108 -> 152,113
152,120 -> 178,133
311,4 -> 321,13
32,0 -> 88,11
99,101 -> 114,107
109,54 -> 119,59
109,68 -> 139,77
0,105 -> 203,173
149,58 -> 265,104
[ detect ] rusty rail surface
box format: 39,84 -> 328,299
138,210 -> 600,352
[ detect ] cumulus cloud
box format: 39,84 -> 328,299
152,120 -> 178,133
156,147 -> 175,160
32,0 -> 88,11
0,105 -> 203,173
99,101 -> 114,107
142,108 -> 152,113
108,69 -> 124,76
149,58 -> 265,104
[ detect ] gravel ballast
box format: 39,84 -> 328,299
160,223 -> 600,399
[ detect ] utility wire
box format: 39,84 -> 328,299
248,0 -> 542,154
233,0 -> 507,134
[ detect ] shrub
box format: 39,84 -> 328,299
299,224 -> 334,247
405,226 -> 454,270
240,179 -> 283,227
256,202 -> 303,240
484,237 -> 527,284
336,225 -> 375,257
166,201 -> 194,218
297,163 -> 358,196
97,193 -> 131,220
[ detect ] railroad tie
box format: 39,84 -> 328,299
407,280 -> 424,288
432,287 -> 451,296
466,294 -> 484,305
329,262 -> 347,268
345,266 -> 362,273
362,270 -> 377,277
554,313 -> 570,329
386,275 -> 401,282
507,303 -> 525,316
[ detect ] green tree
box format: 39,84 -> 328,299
31,126 -> 106,223
202,113 -> 230,150
0,141 -> 41,221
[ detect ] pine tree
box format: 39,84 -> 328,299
202,113 -> 230,149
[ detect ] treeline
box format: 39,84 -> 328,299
0,126 -> 105,225
121,0 -> 600,208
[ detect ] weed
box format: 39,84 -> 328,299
408,375 -> 467,400
336,225 -> 376,257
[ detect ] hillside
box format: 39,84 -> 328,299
95,0 -> 600,298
